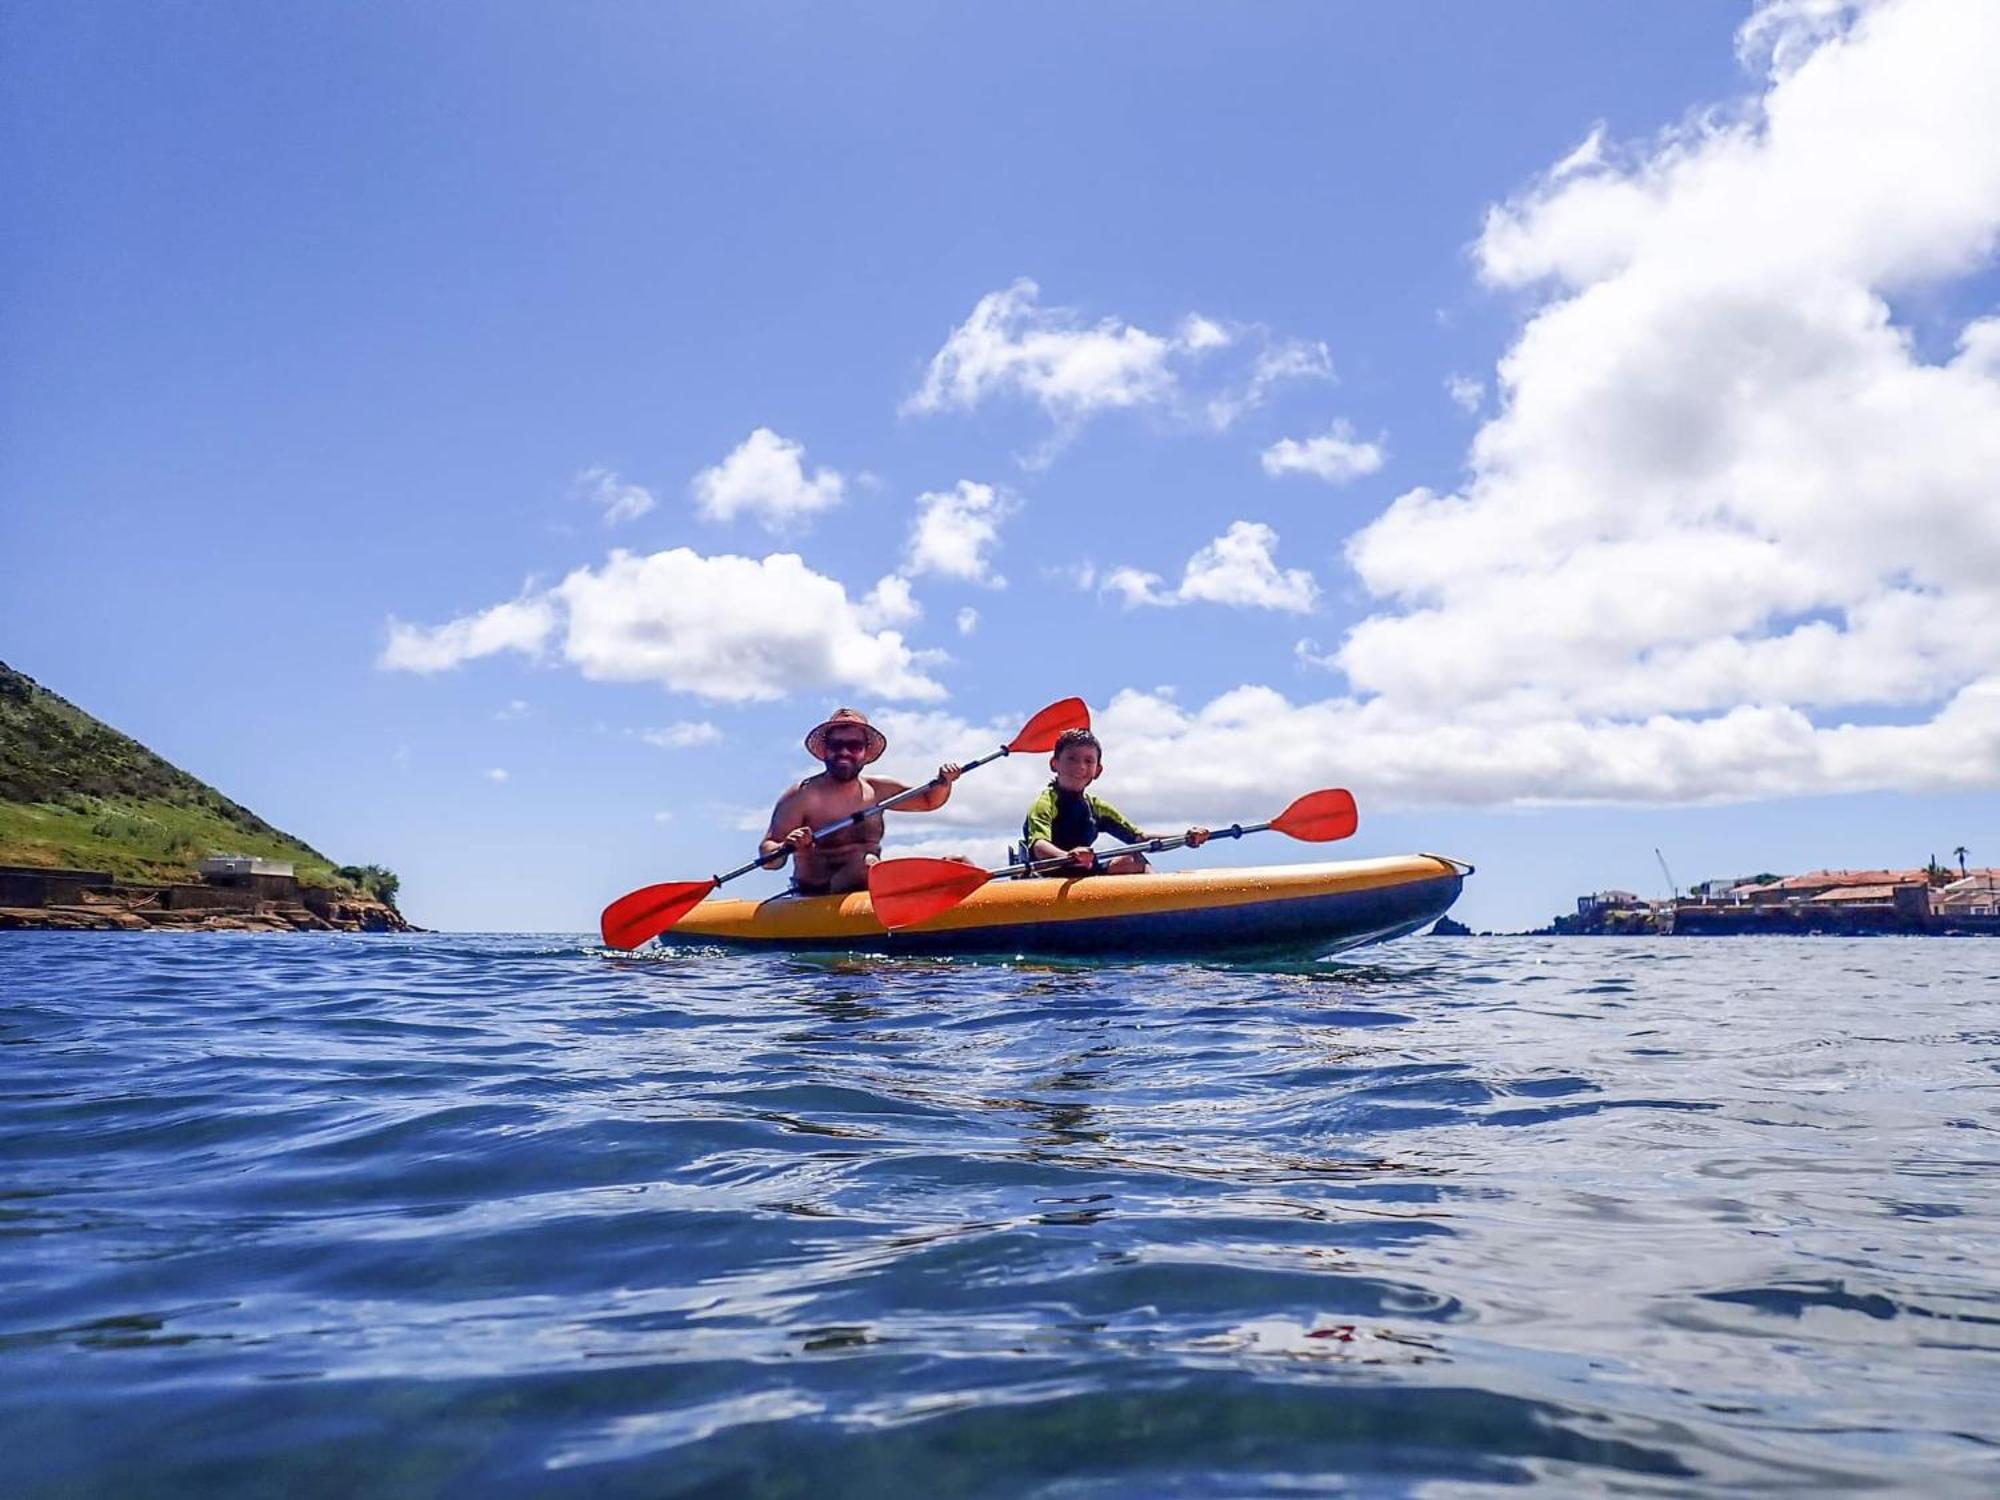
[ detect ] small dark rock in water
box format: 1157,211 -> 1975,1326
1429,915 -> 1472,936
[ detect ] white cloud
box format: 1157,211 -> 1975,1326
1294,638 -> 1339,672
1044,561 -> 1098,591
559,550 -> 944,702
641,721 -> 722,749
691,428 -> 846,530
653,810 -> 674,824
1106,521 -> 1319,614
1205,339 -> 1336,429
873,0 -> 2000,816
494,699 -> 531,721
1179,314 -> 1233,352
577,466 -> 656,526
1550,124 -> 1608,182
1312,0 -> 2000,802
379,595 -> 558,674
956,606 -> 979,635
856,573 -> 922,629
862,679 -> 2000,831
1445,375 -> 1485,413
487,768 -> 510,783
1260,421 -> 1387,484
1252,339 -> 1334,387
905,480 -> 1016,586
904,281 -> 1330,452
903,279 -> 1182,421
381,547 -> 946,703
1102,566 -> 1169,609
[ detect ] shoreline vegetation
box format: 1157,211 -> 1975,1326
0,661 -> 412,934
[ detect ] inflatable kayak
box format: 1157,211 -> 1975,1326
654,854 -> 1470,961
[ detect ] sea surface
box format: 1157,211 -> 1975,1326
3,933 -> 1997,1497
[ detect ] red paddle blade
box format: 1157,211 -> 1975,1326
1005,697 -> 1090,754
1270,788 -> 1359,842
600,879 -> 717,949
868,858 -> 994,930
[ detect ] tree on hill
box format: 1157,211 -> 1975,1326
336,864 -> 401,905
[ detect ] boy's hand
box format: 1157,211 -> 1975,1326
1068,846 -> 1096,870
1186,826 -> 1210,848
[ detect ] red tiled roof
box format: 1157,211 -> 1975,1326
1808,885 -> 1898,903
1770,869 -> 1925,890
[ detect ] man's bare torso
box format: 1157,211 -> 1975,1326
769,773 -> 905,894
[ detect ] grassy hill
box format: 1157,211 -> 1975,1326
0,660 -> 391,898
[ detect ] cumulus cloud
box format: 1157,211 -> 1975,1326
904,280 -> 1333,456
856,573 -> 922,629
956,606 -> 979,635
904,480 -> 1016,586
1106,521 -> 1319,614
641,721 -> 722,749
1260,421 -> 1387,484
1303,0 -> 2000,802
577,466 -> 656,526
861,678 -> 2000,832
381,547 -> 945,703
1445,375 -> 1485,413
888,0 -> 2000,817
903,279 -> 1184,421
380,595 -> 558,674
691,428 -> 846,529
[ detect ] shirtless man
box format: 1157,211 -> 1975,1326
759,708 -> 962,895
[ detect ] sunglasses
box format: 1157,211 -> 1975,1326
824,737 -> 871,754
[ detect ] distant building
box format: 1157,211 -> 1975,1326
1744,869 -> 1926,907
1690,876 -> 1760,902
1935,870 -> 2000,918
1577,889 -> 1642,915
199,855 -> 296,880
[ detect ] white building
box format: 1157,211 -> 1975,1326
199,855 -> 296,879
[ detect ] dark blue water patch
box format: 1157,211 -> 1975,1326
3,932 -> 2000,1495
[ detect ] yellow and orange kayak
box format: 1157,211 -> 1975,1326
656,855 -> 1469,961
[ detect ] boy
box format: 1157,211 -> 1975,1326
1021,727 -> 1207,876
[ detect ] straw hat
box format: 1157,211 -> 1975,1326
804,707 -> 887,764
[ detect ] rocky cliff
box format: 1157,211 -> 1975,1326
0,660 -> 413,932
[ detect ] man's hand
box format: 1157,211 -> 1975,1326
1068,846 -> 1096,870
756,827 -> 813,869
1186,826 -> 1210,848
759,830 -> 809,870
935,762 -> 963,784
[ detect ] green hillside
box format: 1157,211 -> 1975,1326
0,660 -> 392,898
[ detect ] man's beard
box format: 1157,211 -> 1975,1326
822,759 -> 861,782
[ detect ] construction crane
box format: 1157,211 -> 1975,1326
1654,847 -> 1678,901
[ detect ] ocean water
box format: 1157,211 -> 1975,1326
2,933 -> 1997,1497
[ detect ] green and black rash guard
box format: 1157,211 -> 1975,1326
1022,782 -> 1142,855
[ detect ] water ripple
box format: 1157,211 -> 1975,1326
2,931 -> 1997,1495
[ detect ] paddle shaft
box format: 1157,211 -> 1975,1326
1002,818 -> 1271,879
717,744 -> 1016,884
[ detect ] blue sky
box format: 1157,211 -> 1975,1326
5,0 -> 1996,933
